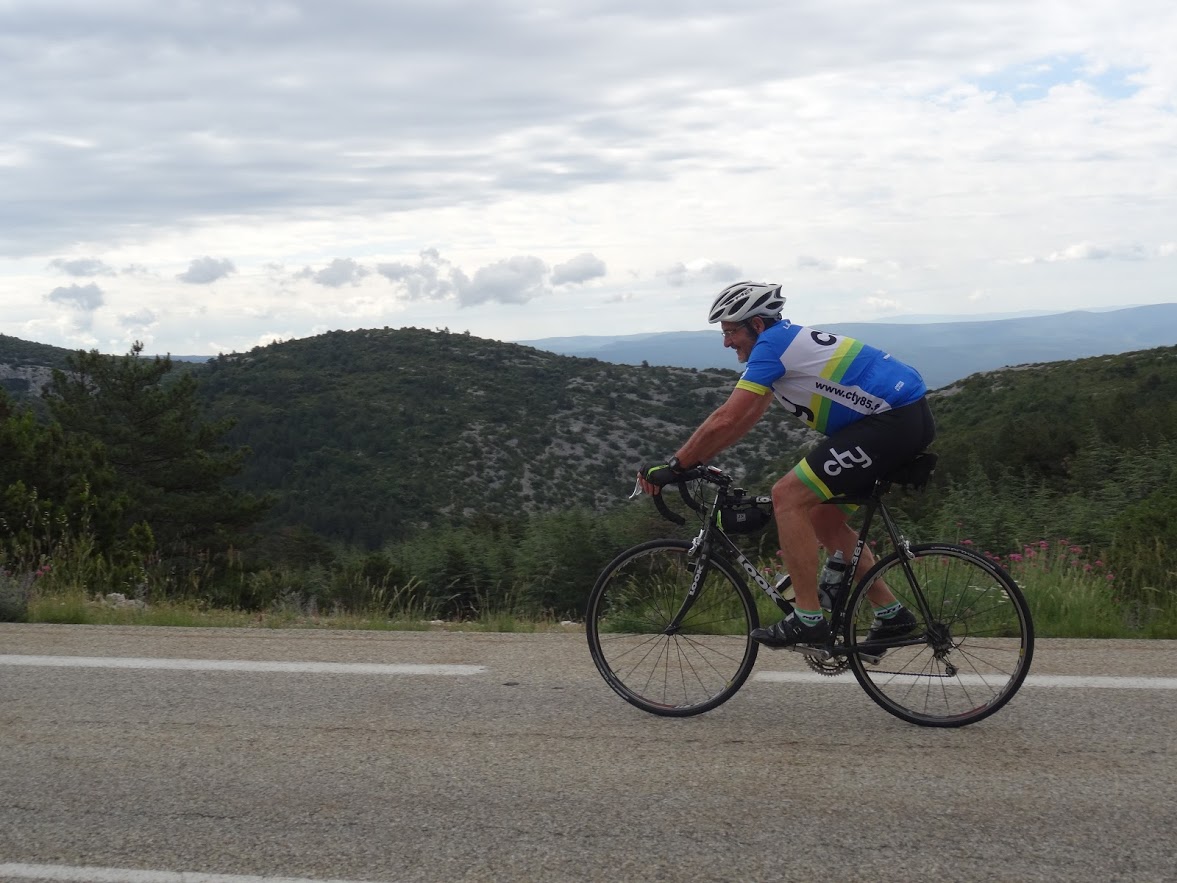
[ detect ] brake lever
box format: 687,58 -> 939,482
628,476 -> 644,500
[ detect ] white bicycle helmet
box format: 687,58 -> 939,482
707,281 -> 786,324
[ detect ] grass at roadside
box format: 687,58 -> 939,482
4,533 -> 1176,637
23,588 -> 577,633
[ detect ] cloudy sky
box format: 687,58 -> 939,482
2,0 -> 1175,355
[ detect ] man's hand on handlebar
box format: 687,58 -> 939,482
637,457 -> 686,495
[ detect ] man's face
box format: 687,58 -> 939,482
720,320 -> 759,363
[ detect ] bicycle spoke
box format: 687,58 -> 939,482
587,541 -> 757,716
848,544 -> 1033,727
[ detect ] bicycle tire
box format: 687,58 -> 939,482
844,543 -> 1034,728
586,539 -> 760,717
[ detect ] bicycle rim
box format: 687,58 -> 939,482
846,544 -> 1034,727
586,540 -> 759,717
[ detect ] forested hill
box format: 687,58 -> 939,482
191,327 -> 814,546
6,326 -> 1177,560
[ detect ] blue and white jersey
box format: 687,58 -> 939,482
736,321 -> 926,435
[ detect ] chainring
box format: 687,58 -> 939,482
803,654 -> 850,677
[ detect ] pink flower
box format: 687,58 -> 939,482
1010,553 -> 1023,562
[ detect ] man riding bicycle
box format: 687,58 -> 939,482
637,281 -> 937,650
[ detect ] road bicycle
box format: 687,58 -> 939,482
585,453 -> 1034,727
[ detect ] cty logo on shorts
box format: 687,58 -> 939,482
823,445 -> 873,476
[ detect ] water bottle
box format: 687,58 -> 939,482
817,550 -> 848,610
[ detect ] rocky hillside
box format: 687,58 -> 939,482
189,327 -> 816,545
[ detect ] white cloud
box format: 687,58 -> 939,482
49,257 -> 116,277
863,295 -> 903,312
177,256 -> 237,284
552,253 -> 607,285
46,282 -> 104,311
797,255 -> 869,272
376,248 -> 466,301
119,308 -> 158,337
1027,241 -> 1156,263
661,260 -> 743,289
461,256 -> 550,306
299,258 -> 369,288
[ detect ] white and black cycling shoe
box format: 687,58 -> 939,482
750,613 -> 830,649
864,607 -> 919,645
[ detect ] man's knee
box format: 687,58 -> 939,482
775,472 -> 846,532
772,471 -> 818,514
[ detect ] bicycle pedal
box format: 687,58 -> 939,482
857,650 -> 886,665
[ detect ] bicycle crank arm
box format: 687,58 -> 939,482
784,645 -> 833,662
781,644 -> 887,665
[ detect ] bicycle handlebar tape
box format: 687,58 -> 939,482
653,492 -> 685,525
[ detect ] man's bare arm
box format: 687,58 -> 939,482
675,386 -> 772,467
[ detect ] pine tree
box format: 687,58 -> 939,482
43,343 -> 268,557
0,390 -> 123,565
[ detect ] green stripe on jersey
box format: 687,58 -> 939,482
822,338 -> 864,382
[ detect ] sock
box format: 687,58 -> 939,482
794,607 -> 825,627
874,601 -> 903,619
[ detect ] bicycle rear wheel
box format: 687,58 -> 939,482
586,539 -> 759,717
845,543 -> 1034,727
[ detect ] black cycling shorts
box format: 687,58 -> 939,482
792,397 -> 936,504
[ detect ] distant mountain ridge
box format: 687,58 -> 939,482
518,304 -> 1177,389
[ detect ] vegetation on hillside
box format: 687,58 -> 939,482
192,327 -> 813,545
2,329 -> 1176,634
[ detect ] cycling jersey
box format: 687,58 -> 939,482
735,321 -> 927,435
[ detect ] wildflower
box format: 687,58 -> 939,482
1009,554 -> 1023,562
962,539 -> 973,546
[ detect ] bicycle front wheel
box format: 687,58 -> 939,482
846,544 -> 1034,727
586,539 -> 759,717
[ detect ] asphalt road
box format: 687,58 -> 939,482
1,624 -> 1175,882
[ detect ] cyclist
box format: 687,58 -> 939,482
638,281 -> 936,649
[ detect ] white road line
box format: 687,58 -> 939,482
754,671 -> 1177,689
0,655 -> 484,676
0,863 -> 392,883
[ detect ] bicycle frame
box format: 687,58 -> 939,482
666,473 -> 931,660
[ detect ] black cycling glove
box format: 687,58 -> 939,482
641,458 -> 686,487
